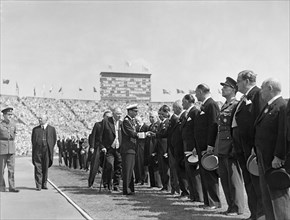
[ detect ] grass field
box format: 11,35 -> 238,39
49,161 -> 250,220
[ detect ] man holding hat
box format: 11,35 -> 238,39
0,107 -> 19,192
217,77 -> 244,216
120,104 -> 139,195
254,78 -> 290,220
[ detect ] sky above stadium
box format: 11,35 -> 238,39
1,0 -> 289,102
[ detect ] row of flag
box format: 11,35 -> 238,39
2,80 -> 98,96
162,89 -> 195,95
108,61 -> 149,72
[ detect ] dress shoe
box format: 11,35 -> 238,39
36,188 -> 41,191
113,186 -> 120,192
204,205 -> 219,210
9,188 -> 19,193
42,186 -> 48,190
226,212 -> 243,216
160,187 -> 168,191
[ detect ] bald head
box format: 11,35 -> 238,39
38,114 -> 48,125
261,78 -> 282,102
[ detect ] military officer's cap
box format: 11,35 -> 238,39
220,77 -> 238,91
126,104 -> 138,111
1,107 -> 13,114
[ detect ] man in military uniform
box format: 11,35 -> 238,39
217,77 -> 244,216
120,104 -> 139,195
0,107 -> 19,192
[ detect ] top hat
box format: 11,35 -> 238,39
201,152 -> 219,171
265,167 -> 290,190
220,77 -> 238,91
246,154 -> 259,176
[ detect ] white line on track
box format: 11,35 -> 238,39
48,179 -> 94,220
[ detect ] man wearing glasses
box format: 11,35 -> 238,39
0,107 -> 19,192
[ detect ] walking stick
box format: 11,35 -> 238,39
99,151 -> 106,192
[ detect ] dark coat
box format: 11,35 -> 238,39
101,117 -> 122,150
254,97 -> 287,170
120,115 -> 138,154
194,98 -> 219,154
180,106 -> 199,152
31,124 -> 57,167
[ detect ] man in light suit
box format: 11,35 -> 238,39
194,84 -> 221,209
31,114 -> 57,191
254,78 -> 290,220
232,70 -> 264,220
100,107 -> 122,192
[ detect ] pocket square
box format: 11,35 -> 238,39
187,117 -> 192,121
200,111 -> 205,115
245,99 -> 252,105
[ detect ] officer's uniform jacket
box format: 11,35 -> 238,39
216,98 -> 238,156
0,119 -> 16,155
120,115 -> 138,154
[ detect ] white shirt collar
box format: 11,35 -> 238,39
202,96 -> 211,105
245,86 -> 255,96
42,123 -> 48,129
268,95 -> 282,105
178,110 -> 185,117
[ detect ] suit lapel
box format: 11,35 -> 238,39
108,117 -> 116,135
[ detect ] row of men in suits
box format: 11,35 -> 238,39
57,135 -> 90,170
85,70 -> 289,219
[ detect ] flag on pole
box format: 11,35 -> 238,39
33,88 -> 36,96
79,87 -> 83,91
2,79 -> 9,84
58,87 -> 62,92
176,89 -> 185,94
125,60 -> 131,67
16,82 -> 19,96
93,87 -> 97,93
162,89 -> 171,95
142,66 -> 149,72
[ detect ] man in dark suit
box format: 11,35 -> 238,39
134,115 -> 149,185
88,110 -> 112,188
161,105 -> 180,195
171,100 -> 190,197
194,84 -> 221,209
152,107 -> 170,191
232,70 -> 264,220
145,111 -> 162,188
181,94 -> 203,202
286,99 -> 290,173
254,78 -> 290,220
31,114 -> 57,191
120,104 -> 139,195
100,107 -> 122,192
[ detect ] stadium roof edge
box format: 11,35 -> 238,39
100,72 -> 151,78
